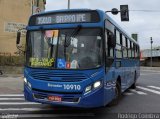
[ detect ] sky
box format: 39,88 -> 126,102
45,0 -> 160,50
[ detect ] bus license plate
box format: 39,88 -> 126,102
48,95 -> 62,102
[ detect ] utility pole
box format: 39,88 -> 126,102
68,0 -> 70,9
31,0 -> 34,15
150,37 -> 153,67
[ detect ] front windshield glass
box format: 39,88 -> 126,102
26,28 -> 103,69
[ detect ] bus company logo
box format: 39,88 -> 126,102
48,83 -> 63,88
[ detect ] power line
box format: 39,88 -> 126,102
129,10 -> 160,12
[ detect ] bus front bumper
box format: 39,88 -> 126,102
24,84 -> 104,108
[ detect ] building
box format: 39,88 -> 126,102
141,47 -> 160,66
0,0 -> 46,56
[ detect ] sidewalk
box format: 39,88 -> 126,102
0,75 -> 23,94
0,66 -> 23,78
140,66 -> 160,71
0,73 -> 23,78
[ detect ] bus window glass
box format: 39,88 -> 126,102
116,49 -> 122,58
116,45 -> 121,50
128,49 -> 131,58
123,36 -> 126,47
125,38 -> 128,48
120,33 -> 122,45
132,43 -> 134,58
135,45 -> 138,57
27,28 -> 103,69
106,30 -> 114,57
123,47 -> 127,58
128,40 -> 130,49
116,30 -> 120,44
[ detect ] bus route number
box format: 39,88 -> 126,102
63,84 -> 81,91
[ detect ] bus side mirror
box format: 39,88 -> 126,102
108,34 -> 116,48
16,32 -> 21,45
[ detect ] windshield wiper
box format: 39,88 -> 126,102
64,25 -> 82,47
63,25 -> 82,61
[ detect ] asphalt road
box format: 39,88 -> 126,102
0,69 -> 160,119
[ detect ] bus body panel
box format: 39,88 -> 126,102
24,67 -> 106,108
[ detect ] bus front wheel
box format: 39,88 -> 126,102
109,81 -> 121,106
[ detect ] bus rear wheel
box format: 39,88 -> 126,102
130,72 -> 137,89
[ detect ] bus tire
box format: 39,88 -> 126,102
0,70 -> 3,75
109,81 -> 121,106
130,72 -> 137,89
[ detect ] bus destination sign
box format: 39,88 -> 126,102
36,13 -> 91,25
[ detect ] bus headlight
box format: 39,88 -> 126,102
85,85 -> 92,93
24,77 -> 27,83
28,82 -> 32,89
24,77 -> 32,89
93,81 -> 101,89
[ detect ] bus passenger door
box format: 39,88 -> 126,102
104,29 -> 116,104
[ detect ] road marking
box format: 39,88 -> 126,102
0,94 -> 24,97
137,86 -> 160,95
0,102 -> 41,105
17,113 -> 95,118
123,92 -> 134,96
129,89 -> 147,95
0,98 -> 24,100
148,86 -> 160,90
0,108 -> 51,111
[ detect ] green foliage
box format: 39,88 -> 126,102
0,56 -> 24,66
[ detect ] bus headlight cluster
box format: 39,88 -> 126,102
84,81 -> 102,95
93,81 -> 101,89
24,77 -> 32,89
85,85 -> 92,93
24,77 -> 27,83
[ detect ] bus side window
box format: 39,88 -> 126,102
131,42 -> 135,58
128,40 -> 131,58
107,31 -> 114,57
122,35 -> 127,58
105,30 -> 114,68
125,37 -> 128,58
115,30 -> 122,59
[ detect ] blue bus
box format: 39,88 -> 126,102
17,9 -> 140,108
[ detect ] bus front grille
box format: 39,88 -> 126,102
30,71 -> 87,82
32,88 -> 83,95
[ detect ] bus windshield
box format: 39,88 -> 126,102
26,28 -> 103,69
